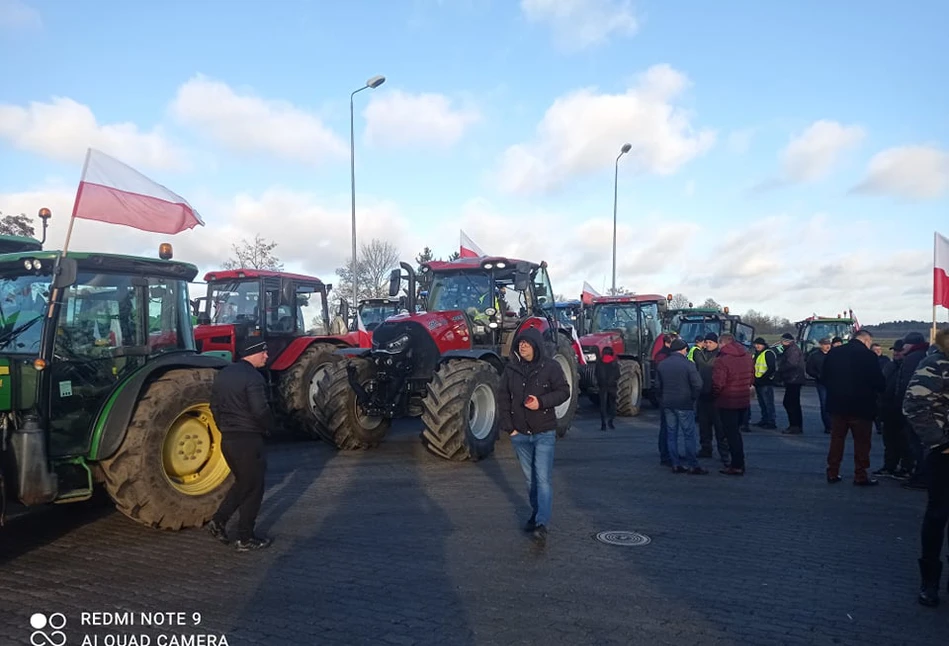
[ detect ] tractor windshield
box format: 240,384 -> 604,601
208,281 -> 259,325
590,303 -> 638,335
0,272 -> 51,353
678,319 -> 723,344
358,302 -> 401,331
803,322 -> 852,344
428,271 -> 527,321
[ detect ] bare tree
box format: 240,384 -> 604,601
222,234 -> 284,271
335,238 -> 401,306
701,297 -> 720,309
0,211 -> 35,237
670,293 -> 691,309
607,286 -> 629,296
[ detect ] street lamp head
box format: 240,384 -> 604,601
366,75 -> 386,89
620,143 -> 632,154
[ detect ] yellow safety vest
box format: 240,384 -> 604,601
754,349 -> 772,378
688,346 -> 698,362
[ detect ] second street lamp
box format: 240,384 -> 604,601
350,74 -> 386,312
612,142 -> 632,294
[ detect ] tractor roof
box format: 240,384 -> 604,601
556,300 -> 582,308
797,316 -> 853,324
0,250 -> 199,281
423,256 -> 541,272
0,233 -> 43,253
672,307 -> 721,315
591,294 -> 667,305
203,268 -> 324,284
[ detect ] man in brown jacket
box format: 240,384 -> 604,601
712,333 -> 755,475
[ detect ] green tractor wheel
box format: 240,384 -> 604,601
97,368 -> 233,530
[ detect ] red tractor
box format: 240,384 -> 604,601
578,293 -> 669,416
354,297 -> 406,334
192,269 -> 370,439
313,256 -> 582,461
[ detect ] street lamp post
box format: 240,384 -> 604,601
350,74 -> 386,312
612,143 -> 632,294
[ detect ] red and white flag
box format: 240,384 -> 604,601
71,148 -> 204,235
460,229 -> 485,258
935,232 -> 949,309
581,281 -> 600,305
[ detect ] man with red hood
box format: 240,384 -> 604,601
712,333 -> 754,475
595,346 -> 620,430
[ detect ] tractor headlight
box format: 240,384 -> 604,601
485,307 -> 497,317
384,334 -> 410,353
23,259 -> 32,270
584,353 -> 598,362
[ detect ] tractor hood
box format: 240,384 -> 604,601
579,331 -> 624,361
372,310 -> 472,355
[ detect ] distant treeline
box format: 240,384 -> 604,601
862,320 -> 933,337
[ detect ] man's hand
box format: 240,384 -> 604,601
510,430 -> 519,436
525,395 -> 540,410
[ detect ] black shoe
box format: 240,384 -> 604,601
532,525 -> 547,542
782,426 -> 803,435
688,466 -> 708,475
672,465 -> 688,474
236,535 -> 273,551
600,423 -> 606,430
827,475 -> 842,484
608,420 -> 615,429
206,519 -> 230,544
918,558 -> 942,607
524,517 -> 537,532
854,478 -> 879,487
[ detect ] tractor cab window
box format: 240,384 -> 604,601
146,278 -> 195,353
678,319 -> 723,345
296,286 -> 328,335
591,304 -> 638,335
56,274 -> 144,353
532,268 -> 555,314
428,272 -> 493,315
357,302 -> 401,331
0,273 -> 51,354
209,281 -> 259,325
639,303 -> 661,356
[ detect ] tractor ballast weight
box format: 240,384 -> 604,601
313,257 -> 582,461
193,269 -> 371,443
1,232 -> 234,531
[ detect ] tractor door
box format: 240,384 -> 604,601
735,322 -> 755,349
46,273 -> 147,457
260,277 -> 296,362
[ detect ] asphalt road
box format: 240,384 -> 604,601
1,386 -> 944,646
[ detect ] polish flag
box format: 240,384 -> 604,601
71,148 -> 204,234
581,281 -> 600,306
460,230 -> 485,258
935,232 -> 949,309
356,309 -> 367,333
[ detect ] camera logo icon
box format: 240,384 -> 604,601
30,612 -> 67,646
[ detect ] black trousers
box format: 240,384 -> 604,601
719,408 -> 747,470
599,390 -> 617,424
696,396 -> 728,457
783,384 -> 803,428
881,409 -> 911,471
214,433 -> 267,541
921,451 -> 949,563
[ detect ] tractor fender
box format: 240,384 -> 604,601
335,347 -> 371,358
270,337 -> 357,371
440,349 -> 504,373
89,353 -> 230,462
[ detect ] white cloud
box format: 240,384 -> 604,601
781,120 -> 865,182
169,75 -> 347,165
0,0 -> 41,30
0,97 -> 186,170
851,145 -> 949,200
521,0 -> 638,51
495,64 -> 715,195
363,90 -> 481,149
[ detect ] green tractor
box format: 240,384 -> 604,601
0,234 -> 232,531
663,299 -> 755,349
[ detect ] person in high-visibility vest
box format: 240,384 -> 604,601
688,336 -> 704,362
751,337 -> 777,429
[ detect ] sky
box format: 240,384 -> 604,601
0,0 -> 947,325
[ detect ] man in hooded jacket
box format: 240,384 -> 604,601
712,333 -> 754,475
498,327 -> 571,542
595,346 -> 620,430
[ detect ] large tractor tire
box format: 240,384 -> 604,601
277,342 -> 342,442
312,358 -> 390,450
97,368 -> 233,530
616,359 -> 643,417
421,359 -> 500,461
552,333 -> 580,438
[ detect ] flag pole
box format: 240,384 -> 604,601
60,147 -> 91,258
933,232 -> 938,343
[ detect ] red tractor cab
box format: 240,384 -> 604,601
578,293 -> 669,415
193,269 -> 368,439
313,256 -> 583,461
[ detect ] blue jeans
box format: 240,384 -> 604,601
664,409 -> 699,469
659,410 -> 670,463
755,384 -> 776,425
815,384 -> 831,431
511,431 -> 556,527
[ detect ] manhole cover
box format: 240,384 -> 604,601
595,530 -> 651,547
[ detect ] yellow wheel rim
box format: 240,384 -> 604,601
161,403 -> 230,495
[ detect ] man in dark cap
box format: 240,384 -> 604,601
751,337 -> 777,429
694,332 -> 729,463
777,332 -> 806,433
206,337 -> 274,551
877,339 -> 913,478
806,337 -> 833,433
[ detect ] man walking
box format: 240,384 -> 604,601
751,337 -> 777,430
902,328 -> 949,607
806,338 -> 833,433
595,346 -> 620,430
777,332 -> 806,434
694,332 -> 729,464
822,330 -> 886,486
657,338 -> 707,474
498,328 -> 571,543
206,338 -> 274,551
712,333 -> 754,476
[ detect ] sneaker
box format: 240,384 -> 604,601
524,517 -> 537,532
206,519 -> 229,545
236,536 -> 273,551
532,525 -> 548,542
608,421 -> 615,429
873,467 -> 895,478
688,466 -> 708,475
781,426 -> 803,435
672,465 -> 688,474
892,468 -> 912,480
853,478 -> 879,487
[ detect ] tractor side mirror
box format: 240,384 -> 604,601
514,262 -> 531,292
52,257 -> 78,288
388,268 -> 402,297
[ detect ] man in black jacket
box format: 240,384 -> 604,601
778,333 -> 807,434
657,338 -> 706,474
877,339 -> 912,478
694,333 -> 729,463
823,330 -> 886,486
499,327 -> 571,542
595,346 -> 620,430
206,338 -> 274,551
806,338 -> 833,433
